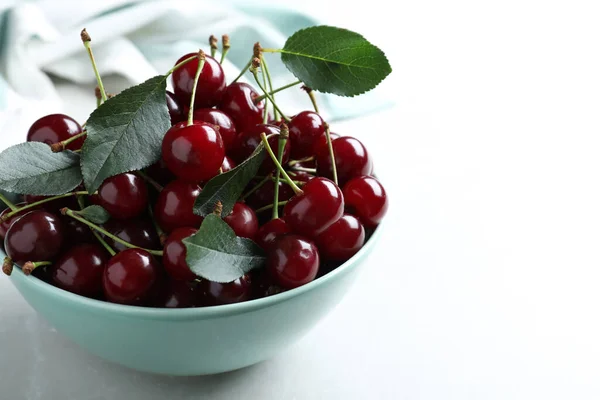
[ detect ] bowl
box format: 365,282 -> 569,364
4,225 -> 382,376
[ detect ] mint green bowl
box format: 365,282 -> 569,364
6,226 -> 382,376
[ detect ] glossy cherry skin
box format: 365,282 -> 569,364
255,218 -> 291,250
283,177 -> 344,238
312,132 -> 340,159
163,227 -> 198,281
153,280 -> 198,308
26,114 -> 84,150
316,214 -> 365,261
0,202 -> 31,240
52,243 -> 109,297
97,173 -> 148,219
62,216 -> 95,246
193,109 -> 237,152
288,111 -> 326,159
316,136 -> 373,186
232,124 -> 290,173
162,123 -> 225,183
199,275 -> 252,305
172,53 -> 226,108
166,90 -> 185,125
4,211 -> 64,265
103,248 -> 162,306
154,180 -> 203,233
202,156 -> 236,183
223,202 -> 258,240
245,180 -> 295,210
343,176 -> 389,228
102,218 -> 160,253
267,234 -> 320,289
218,83 -> 266,133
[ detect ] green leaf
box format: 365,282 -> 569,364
183,214 -> 265,283
77,205 -> 111,224
193,144 -> 265,217
81,75 -> 171,193
0,189 -> 21,211
0,142 -> 82,195
280,25 -> 392,97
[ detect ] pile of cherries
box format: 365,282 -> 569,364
1,51 -> 388,308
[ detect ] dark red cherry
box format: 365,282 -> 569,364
288,111 -> 325,159
52,243 -> 109,297
26,114 -> 84,150
232,124 -> 290,173
145,158 -> 176,187
97,173 -> 148,219
316,136 -> 373,186
267,234 -> 320,289
255,218 -> 291,250
166,90 -> 185,125
343,176 -> 389,228
199,275 -> 252,305
102,218 -> 160,253
316,214 -> 365,261
153,280 -> 198,308
162,123 -> 225,183
163,227 -> 198,281
103,248 -> 161,305
62,216 -> 95,246
283,177 -> 344,238
193,108 -> 237,152
218,83 -> 266,133
154,180 -> 203,233
4,211 -> 64,265
0,202 -> 32,240
312,132 -> 340,158
245,180 -> 295,210
202,156 -> 236,183
172,53 -> 226,108
223,202 -> 258,240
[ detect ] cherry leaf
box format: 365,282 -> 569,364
77,205 -> 111,224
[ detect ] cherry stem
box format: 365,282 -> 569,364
136,170 -> 163,192
147,204 -> 167,246
81,29 -> 107,102
261,61 -> 270,123
261,48 -> 282,53
255,80 -> 302,103
188,50 -> 206,126
61,208 -> 163,256
287,156 -> 315,167
220,34 -> 230,64
0,193 -> 18,212
260,132 -> 303,195
95,86 -> 102,108
22,261 -> 52,276
2,257 -> 13,276
272,124 -> 288,219
166,55 -> 197,76
240,174 -> 272,200
50,131 -> 87,152
1,191 -> 88,221
213,201 -> 223,217
324,123 -> 338,185
290,166 -> 317,174
209,35 -> 218,58
266,176 -> 305,186
231,59 -> 252,84
261,55 -> 279,121
255,201 -> 288,214
306,89 -> 320,114
251,68 -> 290,123
75,194 -> 116,256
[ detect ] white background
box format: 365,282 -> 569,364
2,0 -> 600,398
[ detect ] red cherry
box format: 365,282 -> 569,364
316,214 -> 365,261
283,177 -> 344,238
0,202 -> 32,240
153,280 -> 198,308
245,180 -> 295,210
312,132 -> 340,158
316,136 -> 373,186
62,216 -> 95,246
223,202 -> 258,240
343,176 -> 389,228
4,211 -> 64,265
172,53 -> 226,108
255,218 -> 291,250
162,123 -> 225,183
52,243 -> 109,297
97,173 -> 148,219
267,234 -> 320,289
288,111 -> 326,159
145,158 -> 176,186
199,275 -> 252,305
26,114 -> 84,150
166,90 -> 185,125
202,156 -> 236,183
163,227 -> 198,281
154,180 -> 203,233
192,108 -> 237,152
103,248 -> 162,305
102,218 -> 160,253
218,83 -> 266,133
232,124 -> 290,173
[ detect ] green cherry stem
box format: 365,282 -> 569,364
1,191 -> 89,221
303,86 -> 320,114
75,193 -> 116,256
287,156 -> 315,167
240,174 -> 272,200
61,208 -> 163,257
231,59 -> 252,84
188,50 -> 206,126
261,55 -> 279,121
251,60 -> 290,123
0,193 -> 18,212
209,35 -> 218,58
22,261 -> 53,276
50,131 -> 87,153
272,124 -> 289,219
81,29 -> 107,102
260,132 -> 303,195
261,62 -> 270,123
255,201 -> 288,214
290,166 -> 317,174
220,34 -> 230,64
324,122 -> 338,185
254,80 -> 302,103
166,55 -> 197,76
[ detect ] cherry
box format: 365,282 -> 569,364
102,218 -> 160,253
166,90 -> 185,125
267,234 -> 320,289
218,83 -> 266,133
153,280 -> 198,308
312,132 -> 340,159
162,122 -> 225,183
103,248 -> 162,305
316,214 -> 365,261
250,269 -> 283,299
202,156 -> 236,183
52,243 -> 109,297
145,158 -> 175,186
245,180 -> 294,210
232,124 -> 290,173
26,114 -> 84,150
283,177 -> 344,238
288,111 -> 326,159
62,216 -> 95,246
154,180 -> 203,233
163,227 -> 198,281
192,108 -> 237,152
97,173 -> 148,219
4,211 -> 64,265
223,202 -> 258,240
255,218 -> 291,250
199,275 -> 252,305
343,176 -> 389,228
0,202 -> 32,240
172,53 -> 226,108
316,136 -> 373,186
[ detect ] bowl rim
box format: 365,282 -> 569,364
6,223 -> 383,320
